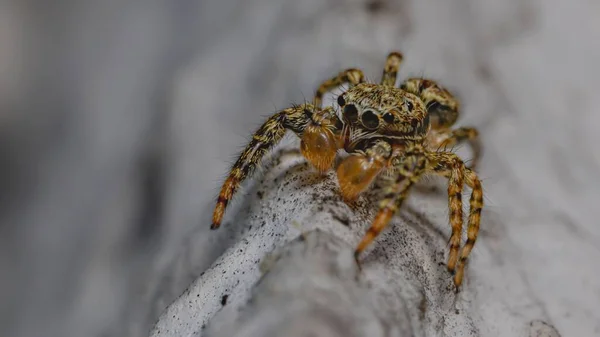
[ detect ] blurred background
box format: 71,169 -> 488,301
0,0 -> 598,337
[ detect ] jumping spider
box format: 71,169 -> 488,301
211,51 -> 483,290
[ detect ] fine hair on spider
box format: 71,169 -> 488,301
210,51 -> 483,291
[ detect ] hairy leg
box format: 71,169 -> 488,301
211,104 -> 340,229
455,168 -> 483,287
425,152 -> 465,280
381,52 -> 403,87
354,147 -> 427,258
314,68 -> 365,108
426,152 -> 483,289
428,126 -> 481,170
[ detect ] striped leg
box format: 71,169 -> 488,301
425,152 -> 465,281
211,104 -> 340,229
428,127 -> 481,170
314,68 -> 365,108
381,52 -> 403,87
426,152 -> 482,289
355,148 -> 427,259
454,168 -> 483,287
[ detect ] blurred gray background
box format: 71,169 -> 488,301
1,0 -> 598,337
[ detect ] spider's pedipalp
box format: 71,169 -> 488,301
401,78 -> 460,130
300,109 -> 341,173
381,51 -> 403,87
428,127 -> 481,170
354,145 -> 427,258
336,140 -> 392,202
211,104 -> 340,230
314,68 -> 365,108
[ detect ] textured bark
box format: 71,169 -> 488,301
206,230 -> 387,337
149,146 -> 554,337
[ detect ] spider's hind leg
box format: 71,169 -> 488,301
211,104 -> 340,229
381,51 -> 404,87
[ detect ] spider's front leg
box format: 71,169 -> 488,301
336,141 -> 392,202
426,152 -> 483,289
354,146 -> 427,258
211,104 -> 341,229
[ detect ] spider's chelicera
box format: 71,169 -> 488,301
210,51 -> 483,291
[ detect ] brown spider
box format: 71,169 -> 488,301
210,51 -> 483,290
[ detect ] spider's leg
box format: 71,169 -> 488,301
211,104 -> 340,230
354,146 -> 427,258
456,167 -> 483,288
336,141 -> 392,202
381,51 -> 403,87
423,152 -> 465,277
400,78 -> 460,129
314,68 -> 365,108
425,152 -> 483,289
427,127 -> 481,170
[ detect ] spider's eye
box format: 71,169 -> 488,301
426,100 -> 452,114
337,94 -> 346,106
343,104 -> 358,122
383,112 -> 394,123
361,110 -> 379,129
405,100 -> 414,111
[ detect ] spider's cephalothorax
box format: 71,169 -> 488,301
210,51 -> 483,291
338,83 -> 430,150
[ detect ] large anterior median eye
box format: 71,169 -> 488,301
343,104 -> 358,122
361,110 -> 379,129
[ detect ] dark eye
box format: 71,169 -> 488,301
426,100 -> 451,114
337,94 -> 346,106
361,110 -> 379,129
343,104 -> 358,122
383,112 -> 394,123
405,100 -> 414,110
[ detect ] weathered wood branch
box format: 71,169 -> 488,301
205,229 -> 409,337
150,145 -> 563,337
151,147 -> 479,336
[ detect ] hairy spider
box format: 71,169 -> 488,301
210,51 -> 483,290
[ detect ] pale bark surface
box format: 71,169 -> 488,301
149,145 -> 557,337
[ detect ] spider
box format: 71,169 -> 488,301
210,51 -> 483,290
